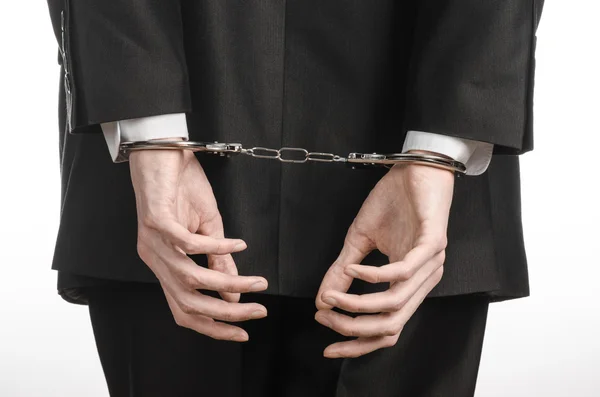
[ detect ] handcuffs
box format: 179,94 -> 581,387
119,140 -> 467,175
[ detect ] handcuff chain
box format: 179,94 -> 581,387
242,146 -> 346,164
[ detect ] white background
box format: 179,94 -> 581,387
0,1 -> 598,396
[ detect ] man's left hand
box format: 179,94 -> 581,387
315,156 -> 455,358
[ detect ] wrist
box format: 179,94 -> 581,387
129,138 -> 194,164
402,150 -> 458,177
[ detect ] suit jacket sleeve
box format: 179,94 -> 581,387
47,0 -> 192,132
404,0 -> 544,155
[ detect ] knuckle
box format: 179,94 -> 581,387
371,271 -> 383,284
438,249 -> 446,263
385,323 -> 403,336
213,213 -> 224,227
434,235 -> 448,252
139,214 -> 162,231
136,241 -> 149,261
218,307 -> 237,322
220,279 -> 238,293
341,324 -> 358,338
384,334 -> 400,347
390,295 -> 408,312
344,227 -> 373,253
205,213 -> 224,234
396,266 -> 415,281
433,266 -> 444,282
173,314 -> 188,328
209,256 -> 229,271
346,302 -> 361,313
210,274 -> 234,292
382,328 -> 396,337
199,212 -> 223,233
180,239 -> 198,253
178,299 -> 198,315
181,273 -> 201,289
330,262 -> 348,278
212,240 -> 226,254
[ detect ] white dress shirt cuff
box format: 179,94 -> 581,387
402,130 -> 494,176
101,113 -> 189,162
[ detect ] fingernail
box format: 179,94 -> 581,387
234,241 -> 247,251
250,310 -> 267,319
323,297 -> 338,307
315,313 -> 332,328
249,281 -> 267,292
232,332 -> 249,342
345,268 -> 359,278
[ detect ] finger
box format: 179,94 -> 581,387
197,214 -> 246,303
181,315 -> 250,342
324,267 -> 444,358
315,310 -> 402,338
321,289 -> 400,314
345,243 -> 438,283
323,335 -> 400,359
160,219 -> 247,255
146,248 -> 268,322
150,233 -> 268,294
173,289 -> 268,322
322,251 -> 444,313
183,263 -> 268,294
163,287 -> 249,342
316,231 -> 372,310
209,254 -> 242,303
173,256 -> 268,294
316,264 -> 354,311
388,266 -> 444,331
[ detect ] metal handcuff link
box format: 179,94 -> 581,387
119,140 -> 467,175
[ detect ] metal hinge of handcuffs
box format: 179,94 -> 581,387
119,140 -> 467,175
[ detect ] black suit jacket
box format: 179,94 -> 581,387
47,0 -> 544,303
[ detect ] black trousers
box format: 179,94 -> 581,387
88,283 -> 489,397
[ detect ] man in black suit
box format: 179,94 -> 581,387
46,0 -> 544,396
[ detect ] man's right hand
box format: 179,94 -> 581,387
129,147 -> 268,342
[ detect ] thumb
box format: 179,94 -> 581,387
316,229 -> 371,310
